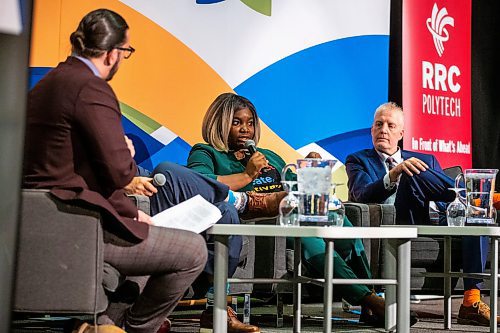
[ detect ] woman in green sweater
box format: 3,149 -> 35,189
187,93 -> 387,326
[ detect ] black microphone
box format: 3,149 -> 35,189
244,139 -> 257,155
152,173 -> 166,187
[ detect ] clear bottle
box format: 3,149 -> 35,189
279,181 -> 299,227
446,187 -> 466,226
327,183 -> 344,227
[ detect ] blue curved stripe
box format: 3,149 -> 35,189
234,35 -> 389,149
316,128 -> 372,164
123,117 -> 192,169
148,138 -> 192,167
29,67 -> 52,89
122,116 -> 164,170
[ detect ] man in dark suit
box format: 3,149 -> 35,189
23,9 -> 211,333
346,102 -> 494,326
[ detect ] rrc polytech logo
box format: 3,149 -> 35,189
403,0 -> 472,168
426,3 -> 454,57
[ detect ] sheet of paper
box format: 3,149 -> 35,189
151,195 -> 221,233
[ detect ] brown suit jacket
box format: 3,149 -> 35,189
23,56 -> 148,242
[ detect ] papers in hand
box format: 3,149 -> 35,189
151,195 -> 221,234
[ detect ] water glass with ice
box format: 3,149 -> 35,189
455,169 -> 498,225
282,159 -> 337,225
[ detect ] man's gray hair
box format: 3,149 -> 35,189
374,102 -> 403,117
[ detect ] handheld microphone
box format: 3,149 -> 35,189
244,140 -> 257,155
152,173 -> 166,187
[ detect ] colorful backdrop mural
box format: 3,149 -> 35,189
29,0 -> 390,199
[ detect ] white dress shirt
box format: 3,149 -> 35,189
375,148 -> 402,204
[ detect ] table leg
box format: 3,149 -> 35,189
214,235 -> 229,333
444,236 -> 452,329
397,239 -> 411,333
490,238 -> 498,333
293,237 -> 302,333
383,238 -> 397,332
323,240 -> 334,333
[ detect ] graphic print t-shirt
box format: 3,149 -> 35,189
240,154 -> 283,193
240,152 -> 283,193
252,165 -> 283,193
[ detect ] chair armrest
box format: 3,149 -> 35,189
367,204 -> 396,226
344,202 -> 371,264
14,189 -> 107,313
344,202 -> 370,227
363,204 -> 396,279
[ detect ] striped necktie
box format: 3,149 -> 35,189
386,156 -> 397,171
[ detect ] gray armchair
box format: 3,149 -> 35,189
234,202 -> 372,299
368,203 -> 500,294
370,202 -> 470,293
280,202 -> 371,278
13,189 -> 107,315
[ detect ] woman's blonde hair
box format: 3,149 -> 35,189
202,93 -> 261,152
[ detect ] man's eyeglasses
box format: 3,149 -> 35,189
115,46 -> 135,59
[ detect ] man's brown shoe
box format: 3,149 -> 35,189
361,293 -> 386,319
199,306 -> 260,333
458,301 -> 500,326
72,323 -> 126,333
359,292 -> 418,327
240,191 -> 287,220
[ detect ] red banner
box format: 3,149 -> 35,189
403,0 -> 471,169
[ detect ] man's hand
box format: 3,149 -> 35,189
389,157 -> 429,182
124,135 -> 135,158
124,176 -> 158,196
245,152 -> 269,179
136,210 -> 153,225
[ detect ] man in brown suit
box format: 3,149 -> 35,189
22,9 -> 209,333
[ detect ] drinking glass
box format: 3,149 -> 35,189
446,188 -> 466,227
282,159 -> 337,224
455,169 -> 498,224
279,181 -> 299,227
327,183 -> 344,227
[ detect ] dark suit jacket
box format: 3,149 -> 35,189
23,56 -> 147,242
345,148 -> 445,204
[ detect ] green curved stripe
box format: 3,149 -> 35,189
240,0 -> 271,16
120,102 -> 161,134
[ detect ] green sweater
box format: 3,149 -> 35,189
187,143 -> 288,192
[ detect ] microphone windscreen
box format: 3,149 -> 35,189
152,173 -> 166,187
244,140 -> 257,155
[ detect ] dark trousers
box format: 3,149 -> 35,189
395,168 -> 489,290
150,162 -> 242,277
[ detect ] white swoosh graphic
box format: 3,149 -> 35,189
120,0 -> 390,88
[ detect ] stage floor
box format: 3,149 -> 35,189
12,295 -> 495,332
